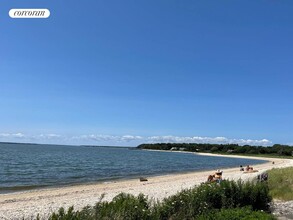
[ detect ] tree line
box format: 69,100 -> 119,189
137,143 -> 293,156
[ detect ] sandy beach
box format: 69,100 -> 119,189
0,153 -> 292,220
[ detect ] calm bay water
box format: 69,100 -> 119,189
0,143 -> 267,193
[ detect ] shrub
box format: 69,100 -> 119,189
93,193 -> 150,220
197,207 -> 276,220
150,180 -> 271,219
48,180 -> 272,220
49,206 -> 84,220
268,167 -> 293,201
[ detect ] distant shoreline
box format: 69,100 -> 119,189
143,148 -> 272,161
0,141 -> 130,148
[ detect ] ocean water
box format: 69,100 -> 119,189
0,143 -> 267,193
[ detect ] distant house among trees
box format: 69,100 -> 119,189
170,147 -> 186,151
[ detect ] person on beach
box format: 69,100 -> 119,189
214,170 -> 223,182
207,170 -> 223,183
246,165 -> 253,171
207,174 -> 215,182
240,165 -> 244,171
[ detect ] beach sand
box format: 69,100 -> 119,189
0,153 -> 292,219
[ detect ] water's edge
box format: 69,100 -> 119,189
0,146 -> 268,194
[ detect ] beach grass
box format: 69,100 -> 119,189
48,180 -> 274,220
197,207 -> 276,220
268,167 -> 293,201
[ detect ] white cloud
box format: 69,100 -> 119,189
0,133 -> 25,138
74,134 -> 143,142
76,134 -> 118,142
0,132 -> 272,146
0,133 -> 10,137
38,134 -> 62,139
121,135 -> 143,142
146,135 -> 271,146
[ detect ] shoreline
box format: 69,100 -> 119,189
0,150 -> 268,195
0,152 -> 292,219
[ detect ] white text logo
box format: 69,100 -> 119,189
9,9 -> 50,18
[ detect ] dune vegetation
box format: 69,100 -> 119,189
47,180 -> 275,220
268,167 -> 293,201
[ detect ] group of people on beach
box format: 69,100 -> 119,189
206,163 -> 270,184
239,165 -> 254,172
207,164 -> 259,183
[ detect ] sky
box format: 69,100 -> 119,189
0,1 -> 292,146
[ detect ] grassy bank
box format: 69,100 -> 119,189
268,167 -> 293,201
48,180 -> 275,220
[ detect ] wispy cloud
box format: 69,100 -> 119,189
0,133 -> 62,142
0,133 -> 25,138
73,134 -> 143,142
38,134 -> 62,139
146,135 -> 271,146
0,132 -> 272,146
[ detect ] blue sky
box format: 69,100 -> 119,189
0,1 -> 292,146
